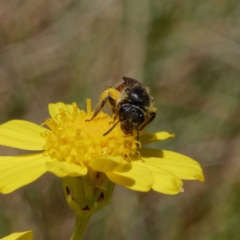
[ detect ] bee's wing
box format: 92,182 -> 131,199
116,77 -> 142,91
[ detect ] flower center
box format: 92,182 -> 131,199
41,100 -> 138,167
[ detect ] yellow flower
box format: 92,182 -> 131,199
0,100 -> 204,195
1,231 -> 33,240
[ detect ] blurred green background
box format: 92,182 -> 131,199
1,0 -> 240,239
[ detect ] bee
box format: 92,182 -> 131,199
87,77 -> 157,139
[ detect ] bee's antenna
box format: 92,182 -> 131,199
103,120 -> 121,136
135,127 -> 140,140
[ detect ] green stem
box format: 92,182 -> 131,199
63,173 -> 115,240
70,212 -> 92,240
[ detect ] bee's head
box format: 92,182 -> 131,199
119,104 -> 145,134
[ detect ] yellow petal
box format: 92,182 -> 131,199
136,161 -> 183,194
1,231 -> 33,240
48,102 -> 73,118
106,172 -> 134,187
0,154 -> 49,194
0,120 -> 46,150
140,148 -> 204,182
89,157 -> 132,173
140,132 -> 175,145
107,163 -> 154,192
46,161 -> 88,177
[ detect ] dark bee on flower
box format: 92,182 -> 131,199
87,77 -> 157,139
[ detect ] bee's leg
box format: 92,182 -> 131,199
139,112 -> 156,130
86,96 -> 109,121
86,88 -> 118,122
107,96 -> 118,123
108,96 -> 117,114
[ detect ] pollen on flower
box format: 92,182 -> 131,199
41,100 -> 138,167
